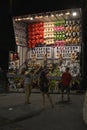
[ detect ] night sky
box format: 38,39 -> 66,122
12,0 -> 82,16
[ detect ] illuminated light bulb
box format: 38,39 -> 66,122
30,17 -> 33,20
65,12 -> 70,15
72,12 -> 77,16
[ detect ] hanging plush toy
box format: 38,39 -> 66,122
71,52 -> 76,63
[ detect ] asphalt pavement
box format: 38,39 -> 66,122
0,90 -> 87,127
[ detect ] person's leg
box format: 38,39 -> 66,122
24,85 -> 29,104
42,93 -> 45,108
61,88 -> 64,101
67,92 -> 70,101
28,85 -> 32,103
46,93 -> 54,108
67,87 -> 70,101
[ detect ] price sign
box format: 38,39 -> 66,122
54,46 -> 81,59
30,47 -> 52,59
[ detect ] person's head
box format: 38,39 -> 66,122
45,71 -> 49,77
21,68 -> 26,74
66,67 -> 70,72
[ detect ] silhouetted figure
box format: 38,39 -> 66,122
39,68 -> 54,108
60,67 -> 72,101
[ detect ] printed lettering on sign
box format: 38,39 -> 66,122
54,46 -> 80,59
30,47 -> 52,59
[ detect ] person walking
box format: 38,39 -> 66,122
39,68 -> 54,108
23,70 -> 33,104
60,67 -> 72,101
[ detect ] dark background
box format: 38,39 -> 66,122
12,0 -> 82,16
0,0 -> 85,70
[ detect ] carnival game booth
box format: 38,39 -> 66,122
10,8 -> 82,91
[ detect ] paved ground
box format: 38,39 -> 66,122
83,90 -> 87,124
0,90 -> 87,127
